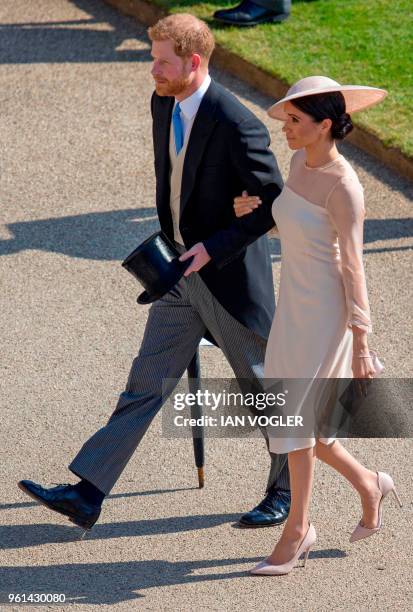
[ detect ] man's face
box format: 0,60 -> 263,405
151,39 -> 192,97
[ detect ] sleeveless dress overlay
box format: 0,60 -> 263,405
264,150 -> 372,453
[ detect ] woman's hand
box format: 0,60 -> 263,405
234,190 -> 262,218
351,326 -> 375,398
352,353 -> 376,397
351,354 -> 376,379
351,326 -> 375,379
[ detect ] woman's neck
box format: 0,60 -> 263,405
304,140 -> 340,169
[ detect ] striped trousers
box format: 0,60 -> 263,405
69,271 -> 289,495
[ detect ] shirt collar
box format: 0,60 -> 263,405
176,74 -> 211,121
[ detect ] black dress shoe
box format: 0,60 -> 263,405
18,480 -> 101,530
239,487 -> 290,527
213,0 -> 290,27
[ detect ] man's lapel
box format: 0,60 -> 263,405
154,96 -> 173,213
180,81 -> 219,215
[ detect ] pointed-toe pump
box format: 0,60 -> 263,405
250,523 -> 317,576
350,471 -> 402,543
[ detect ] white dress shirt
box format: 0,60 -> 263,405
171,73 -> 212,143
168,74 -> 212,244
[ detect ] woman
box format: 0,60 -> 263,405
233,76 -> 402,576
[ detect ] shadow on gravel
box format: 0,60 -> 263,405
0,486 -> 199,511
0,514 -> 348,553
0,0 -> 152,64
0,210 -> 411,262
0,206 -> 282,261
0,208 -> 160,261
1,513 -> 247,549
0,549 -> 346,603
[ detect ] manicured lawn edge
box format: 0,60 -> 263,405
104,0 -> 413,183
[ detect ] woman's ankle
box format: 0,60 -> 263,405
358,470 -> 379,498
283,519 -> 309,538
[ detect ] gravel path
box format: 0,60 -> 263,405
1,1 -> 412,610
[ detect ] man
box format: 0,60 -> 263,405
18,14 -> 290,532
213,0 -> 291,26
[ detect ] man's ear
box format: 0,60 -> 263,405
191,53 -> 202,71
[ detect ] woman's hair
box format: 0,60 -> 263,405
290,92 -> 353,140
148,14 -> 215,63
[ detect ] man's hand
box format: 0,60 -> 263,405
179,242 -> 211,276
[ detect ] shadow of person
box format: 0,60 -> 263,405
0,534 -> 345,604
268,216 -> 413,260
0,486 -> 199,512
0,208 -> 160,261
363,217 -> 413,254
1,211 -> 410,263
0,0 -> 152,65
1,513 -> 243,550
0,512 -> 349,564
0,556 -> 278,604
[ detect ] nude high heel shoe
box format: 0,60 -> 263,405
350,471 -> 402,543
250,523 -> 317,576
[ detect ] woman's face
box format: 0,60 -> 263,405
282,100 -> 331,149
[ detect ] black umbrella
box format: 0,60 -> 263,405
187,348 -> 205,488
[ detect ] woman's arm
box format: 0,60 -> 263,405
326,177 -> 375,379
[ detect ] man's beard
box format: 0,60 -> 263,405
154,74 -> 191,97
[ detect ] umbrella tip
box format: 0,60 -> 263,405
197,467 -> 205,489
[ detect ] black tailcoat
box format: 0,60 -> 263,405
151,79 -> 283,339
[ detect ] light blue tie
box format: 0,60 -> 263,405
172,102 -> 184,155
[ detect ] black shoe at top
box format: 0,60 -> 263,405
213,0 -> 290,26
239,486 -> 291,527
18,480 -> 101,530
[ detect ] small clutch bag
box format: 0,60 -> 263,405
369,350 -> 385,376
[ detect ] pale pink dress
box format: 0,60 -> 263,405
264,150 -> 372,453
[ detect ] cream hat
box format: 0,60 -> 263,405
267,76 -> 387,120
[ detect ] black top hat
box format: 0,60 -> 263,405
121,231 -> 193,304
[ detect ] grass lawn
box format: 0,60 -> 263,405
150,0 -> 413,158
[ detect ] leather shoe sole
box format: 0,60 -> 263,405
18,481 -> 99,530
238,515 -> 288,528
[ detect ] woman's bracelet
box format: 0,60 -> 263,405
355,355 -> 372,358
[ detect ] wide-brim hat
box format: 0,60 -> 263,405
267,76 -> 387,120
122,231 -> 192,304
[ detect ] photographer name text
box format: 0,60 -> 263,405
174,415 -> 303,427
